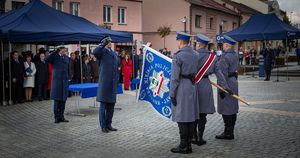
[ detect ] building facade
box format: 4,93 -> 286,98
142,0 -> 240,53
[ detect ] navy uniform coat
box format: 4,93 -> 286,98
196,48 -> 228,114
263,48 -> 275,71
46,52 -> 69,101
170,46 -> 199,122
93,45 -> 120,103
217,49 -> 239,115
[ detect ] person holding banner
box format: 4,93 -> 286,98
192,34 -> 231,146
215,35 -> 239,140
170,32 -> 199,154
92,36 -> 119,133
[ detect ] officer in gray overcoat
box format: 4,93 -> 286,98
215,35 -> 239,140
192,34 -> 231,145
170,32 -> 199,154
92,36 -> 120,133
46,46 -> 69,124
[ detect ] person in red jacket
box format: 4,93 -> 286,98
121,54 -> 132,90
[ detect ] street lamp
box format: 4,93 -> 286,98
180,16 -> 187,33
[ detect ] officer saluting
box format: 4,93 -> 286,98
192,34 -> 231,145
215,35 -> 239,140
92,36 -> 120,133
46,46 -> 70,124
170,32 -> 199,154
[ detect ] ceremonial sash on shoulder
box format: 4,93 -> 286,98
194,53 -> 216,84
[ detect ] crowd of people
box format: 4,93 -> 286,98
0,46 -> 142,105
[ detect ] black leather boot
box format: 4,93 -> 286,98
186,138 -> 192,153
215,127 -> 234,140
171,139 -> 191,154
197,131 -> 207,146
191,122 -> 198,144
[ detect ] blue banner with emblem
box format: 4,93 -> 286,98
138,45 -> 172,119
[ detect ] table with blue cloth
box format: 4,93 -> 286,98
130,78 -> 140,90
68,83 -> 123,116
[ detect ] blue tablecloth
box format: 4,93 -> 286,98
130,79 -> 140,90
69,83 -> 123,98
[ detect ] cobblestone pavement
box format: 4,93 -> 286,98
0,75 -> 300,158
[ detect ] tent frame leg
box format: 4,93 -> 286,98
1,41 -> 7,106
8,42 -> 13,105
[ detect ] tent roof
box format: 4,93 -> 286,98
0,0 -> 133,43
223,13 -> 300,41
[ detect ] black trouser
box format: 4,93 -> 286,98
178,122 -> 195,147
37,83 -> 47,100
297,56 -> 300,65
222,114 -> 237,128
239,58 -> 243,65
54,100 -> 66,120
11,81 -> 23,102
99,102 -> 115,128
197,113 -> 207,132
265,70 -> 271,80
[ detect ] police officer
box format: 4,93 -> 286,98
46,46 -> 69,124
215,35 -> 239,140
192,34 -> 231,145
92,36 -> 120,133
170,32 -> 199,154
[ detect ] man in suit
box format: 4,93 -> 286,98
92,37 -> 120,133
11,51 -> 25,104
263,43 -> 275,81
192,34 -> 230,146
46,46 -> 69,124
170,32 -> 200,154
215,35 -> 239,140
35,52 -> 48,101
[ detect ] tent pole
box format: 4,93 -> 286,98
79,41 -> 83,83
132,41 -> 135,79
8,42 -> 12,105
1,41 -> 6,106
286,38 -> 289,81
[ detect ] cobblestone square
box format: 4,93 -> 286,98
0,75 -> 300,158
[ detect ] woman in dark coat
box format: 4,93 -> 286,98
82,55 -> 92,83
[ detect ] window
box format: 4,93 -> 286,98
118,7 -> 126,24
70,2 -> 80,16
0,1 -> 5,15
12,1 -> 25,10
52,0 -> 63,11
103,5 -> 112,23
195,15 -> 201,28
232,22 -> 237,29
209,17 -> 213,29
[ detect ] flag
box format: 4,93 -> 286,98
138,45 -> 172,119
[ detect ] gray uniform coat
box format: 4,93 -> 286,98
217,49 -> 239,115
93,45 -> 120,103
46,52 -> 69,101
196,48 -> 228,114
170,46 -> 199,122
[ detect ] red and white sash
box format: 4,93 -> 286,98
194,53 -> 216,84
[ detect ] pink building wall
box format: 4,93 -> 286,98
191,6 -> 239,43
42,0 -> 142,52
142,0 -> 191,53
142,0 -> 240,54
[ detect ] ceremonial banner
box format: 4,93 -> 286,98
138,45 -> 172,119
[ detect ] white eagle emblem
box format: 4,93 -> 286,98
149,71 -> 169,98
